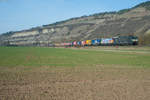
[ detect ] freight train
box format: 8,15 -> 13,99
1,35 -> 138,47
58,36 -> 138,47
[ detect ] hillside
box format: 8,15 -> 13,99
1,1 -> 150,46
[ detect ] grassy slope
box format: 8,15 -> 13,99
0,47 -> 150,68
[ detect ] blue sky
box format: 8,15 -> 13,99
0,0 -> 149,34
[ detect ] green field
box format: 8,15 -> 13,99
0,47 -> 150,68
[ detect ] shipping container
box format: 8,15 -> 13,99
54,43 -> 62,47
81,41 -> 86,46
101,38 -> 113,45
77,41 -> 82,46
64,43 -> 72,46
91,40 -> 96,45
86,40 -> 92,46
73,41 -> 77,46
95,39 -> 101,45
92,39 -> 101,45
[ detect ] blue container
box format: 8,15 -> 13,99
92,40 -> 96,45
77,41 -> 81,45
91,39 -> 101,45
95,39 -> 101,45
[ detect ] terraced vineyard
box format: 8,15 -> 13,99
0,47 -> 150,100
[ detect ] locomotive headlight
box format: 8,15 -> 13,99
132,39 -> 138,42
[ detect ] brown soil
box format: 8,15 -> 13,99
0,65 -> 150,100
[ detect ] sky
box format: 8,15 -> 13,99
0,0 -> 149,34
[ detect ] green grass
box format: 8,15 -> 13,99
0,47 -> 150,68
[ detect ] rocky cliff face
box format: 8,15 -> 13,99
1,1 -> 150,46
